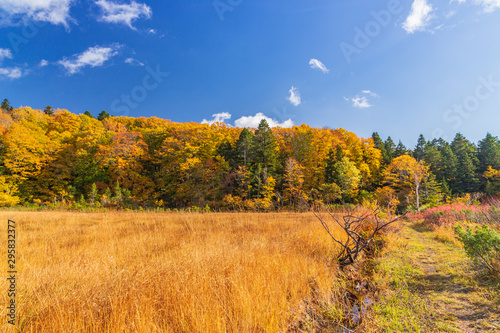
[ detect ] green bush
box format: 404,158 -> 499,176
455,224 -> 500,275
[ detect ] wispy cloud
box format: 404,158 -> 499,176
0,48 -> 13,62
95,0 -> 152,29
234,112 -> 294,128
475,0 -> 500,12
403,0 -> 434,33
361,90 -> 378,97
58,44 -> 121,75
0,0 -> 74,27
202,112 -> 231,125
0,67 -> 23,79
346,90 -> 379,109
352,96 -> 372,108
309,58 -> 329,73
455,0 -> 500,12
0,48 -> 21,78
39,59 -> 49,67
125,57 -> 144,66
445,10 -> 457,18
287,86 -> 301,106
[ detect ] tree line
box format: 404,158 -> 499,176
0,99 -> 499,212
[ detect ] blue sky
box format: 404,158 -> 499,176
0,0 -> 499,147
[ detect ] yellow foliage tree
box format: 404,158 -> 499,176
0,176 -> 20,207
383,155 -> 429,212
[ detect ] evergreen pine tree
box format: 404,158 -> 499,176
372,132 -> 388,164
44,105 -> 54,115
98,110 -> 110,121
325,145 -> 345,184
478,133 -> 500,173
324,148 -> 336,184
235,128 -> 254,167
394,140 -> 407,158
413,134 -> 426,161
252,119 -> 278,172
441,177 -> 452,201
423,141 -> 443,180
384,136 -> 396,164
216,140 -> 237,168
438,142 -> 459,193
1,99 -> 13,112
451,133 -> 480,193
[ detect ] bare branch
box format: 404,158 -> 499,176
304,198 -> 399,267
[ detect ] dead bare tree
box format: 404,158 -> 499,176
305,201 -> 400,267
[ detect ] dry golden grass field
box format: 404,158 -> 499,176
0,211 -> 345,332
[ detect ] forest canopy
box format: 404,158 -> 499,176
1,103 -> 499,211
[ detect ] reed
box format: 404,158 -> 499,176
0,211 -> 344,332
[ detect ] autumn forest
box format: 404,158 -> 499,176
1,99 -> 499,212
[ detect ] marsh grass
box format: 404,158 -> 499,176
0,211 -> 347,332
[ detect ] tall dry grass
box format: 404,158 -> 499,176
0,211 -> 345,332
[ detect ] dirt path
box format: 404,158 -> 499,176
405,221 -> 500,332
373,221 -> 500,332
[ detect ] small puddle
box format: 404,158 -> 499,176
352,297 -> 374,324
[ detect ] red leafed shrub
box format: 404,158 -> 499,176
407,203 -> 490,228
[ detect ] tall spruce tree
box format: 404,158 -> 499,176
451,133 -> 480,193
235,128 -> 254,167
216,140 -> 237,169
384,136 -> 396,164
394,140 -> 407,158
424,141 -> 443,181
478,133 -> 500,173
438,141 -> 459,193
324,145 -> 344,184
324,148 -> 336,184
372,132 -> 387,162
1,99 -> 13,112
252,119 -> 278,171
413,134 -> 426,161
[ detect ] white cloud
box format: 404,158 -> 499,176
95,0 -> 152,29
352,96 -> 372,108
0,48 -> 13,62
309,58 -> 329,73
403,0 -> 434,33
445,10 -> 457,18
234,112 -> 294,128
347,90 -> 379,108
0,67 -> 22,79
361,90 -> 378,97
287,86 -> 301,106
462,0 -> 500,12
58,44 -> 121,75
0,0 -> 73,27
124,57 -> 144,66
148,28 -> 156,34
202,112 -> 231,125
39,59 -> 49,67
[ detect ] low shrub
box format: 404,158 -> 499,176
455,224 -> 500,275
407,203 -> 489,228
